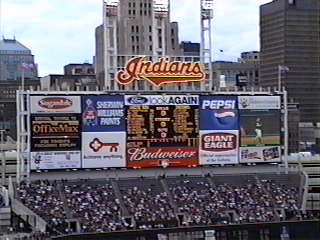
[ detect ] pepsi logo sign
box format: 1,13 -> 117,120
38,97 -> 73,110
202,133 -> 237,152
202,100 -> 236,109
127,96 -> 148,105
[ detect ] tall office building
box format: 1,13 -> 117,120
0,38 -> 38,81
260,0 -> 320,123
0,38 -> 39,137
95,0 -> 182,91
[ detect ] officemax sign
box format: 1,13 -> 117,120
116,57 -> 206,86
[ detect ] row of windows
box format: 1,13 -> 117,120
131,25 -> 152,33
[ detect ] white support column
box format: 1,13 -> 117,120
283,89 -> 289,173
16,90 -> 21,183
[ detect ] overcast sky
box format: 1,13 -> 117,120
2,0 -> 271,76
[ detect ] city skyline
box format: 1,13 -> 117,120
2,0 -> 271,76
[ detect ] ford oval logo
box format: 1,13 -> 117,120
127,96 -> 148,104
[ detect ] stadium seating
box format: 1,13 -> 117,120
14,173 -> 309,235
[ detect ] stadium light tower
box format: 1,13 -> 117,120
103,0 -> 119,91
200,0 -> 214,91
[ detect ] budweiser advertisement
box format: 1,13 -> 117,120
199,130 -> 239,165
31,96 -> 81,114
116,57 -> 206,86
240,146 -> 281,163
82,132 -> 126,168
126,147 -> 198,168
30,151 -> 81,170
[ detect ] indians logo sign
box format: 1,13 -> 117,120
116,57 -> 206,86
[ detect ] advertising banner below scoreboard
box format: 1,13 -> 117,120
82,132 -> 126,168
240,146 -> 281,163
30,151 -> 81,170
126,147 -> 198,168
199,130 -> 239,165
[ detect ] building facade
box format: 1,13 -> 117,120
95,0 -> 182,91
41,63 -> 97,91
0,38 -> 38,82
95,0 -> 213,92
260,0 -> 320,123
0,38 -> 39,138
212,51 -> 260,88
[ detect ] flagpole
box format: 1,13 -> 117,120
278,65 -> 281,91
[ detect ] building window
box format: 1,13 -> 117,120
149,26 -> 152,32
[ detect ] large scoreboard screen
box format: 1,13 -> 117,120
125,95 -> 199,167
127,105 -> 198,145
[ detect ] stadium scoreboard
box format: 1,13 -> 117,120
25,93 -> 283,170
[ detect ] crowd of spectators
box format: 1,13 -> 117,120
63,180 -> 126,233
119,179 -> 177,229
16,180 -> 67,232
14,175 -> 314,235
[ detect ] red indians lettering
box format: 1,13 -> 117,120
116,57 -> 206,86
128,148 -> 197,161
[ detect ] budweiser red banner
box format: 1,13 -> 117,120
127,147 -> 199,168
116,57 -> 206,86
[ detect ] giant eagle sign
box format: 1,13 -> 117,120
116,57 -> 206,86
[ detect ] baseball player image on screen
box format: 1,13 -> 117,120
255,117 -> 263,145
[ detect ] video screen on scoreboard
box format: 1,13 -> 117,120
125,95 -> 199,168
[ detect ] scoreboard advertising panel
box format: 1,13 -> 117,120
82,96 -> 126,168
199,96 -> 239,165
28,94 -> 282,170
30,96 -> 82,170
239,96 -> 281,163
125,95 -> 199,168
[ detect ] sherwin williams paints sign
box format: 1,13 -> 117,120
82,95 -> 125,132
199,96 -> 239,165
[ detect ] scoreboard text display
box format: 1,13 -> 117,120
28,94 -> 282,170
125,95 -> 199,167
